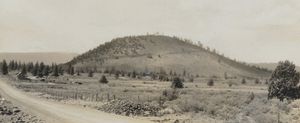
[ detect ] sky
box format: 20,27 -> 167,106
1,0 -> 300,64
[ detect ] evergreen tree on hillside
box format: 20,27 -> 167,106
1,60 -> 8,75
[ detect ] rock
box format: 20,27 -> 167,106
159,108 -> 175,115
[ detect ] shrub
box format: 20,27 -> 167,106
162,89 -> 179,101
255,79 -> 260,84
100,75 -> 109,84
241,78 -> 246,84
268,60 -> 300,101
171,77 -> 184,88
88,71 -> 94,77
207,79 -> 214,86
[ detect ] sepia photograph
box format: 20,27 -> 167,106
1,0 -> 300,123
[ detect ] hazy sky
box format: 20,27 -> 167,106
1,0 -> 300,64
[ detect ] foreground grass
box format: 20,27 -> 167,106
7,74 -> 300,123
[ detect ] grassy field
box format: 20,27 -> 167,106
7,73 -> 300,123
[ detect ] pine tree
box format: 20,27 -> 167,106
27,62 -> 34,72
1,60 -> 8,75
20,64 -> 27,75
38,62 -> 45,77
32,62 -> 39,76
58,66 -> 64,75
70,67 -> 75,75
8,60 -> 14,70
52,65 -> 59,77
43,66 -> 50,76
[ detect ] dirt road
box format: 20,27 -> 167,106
0,78 -> 152,123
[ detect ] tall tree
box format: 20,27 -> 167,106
1,60 -> 8,75
43,66 -> 50,76
52,65 -> 59,77
20,64 -> 27,75
58,66 -> 64,75
32,62 -> 39,76
38,62 -> 45,77
70,66 -> 75,75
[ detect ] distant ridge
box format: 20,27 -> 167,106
0,52 -> 78,64
251,63 -> 300,72
68,35 -> 271,78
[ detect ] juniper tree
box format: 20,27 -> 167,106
171,77 -> 184,88
207,79 -> 214,86
268,60 -> 300,101
100,75 -> 109,84
255,78 -> 260,84
241,78 -> 246,84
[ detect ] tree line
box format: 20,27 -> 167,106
0,59 -> 63,77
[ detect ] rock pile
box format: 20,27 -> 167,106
0,95 -> 43,123
99,99 -> 161,117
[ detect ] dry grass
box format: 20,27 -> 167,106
8,74 -> 298,123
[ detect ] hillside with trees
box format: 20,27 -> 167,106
67,35 -> 271,78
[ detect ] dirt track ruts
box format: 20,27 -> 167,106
0,78 -> 152,123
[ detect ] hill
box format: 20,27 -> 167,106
68,35 -> 271,78
0,52 -> 78,64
